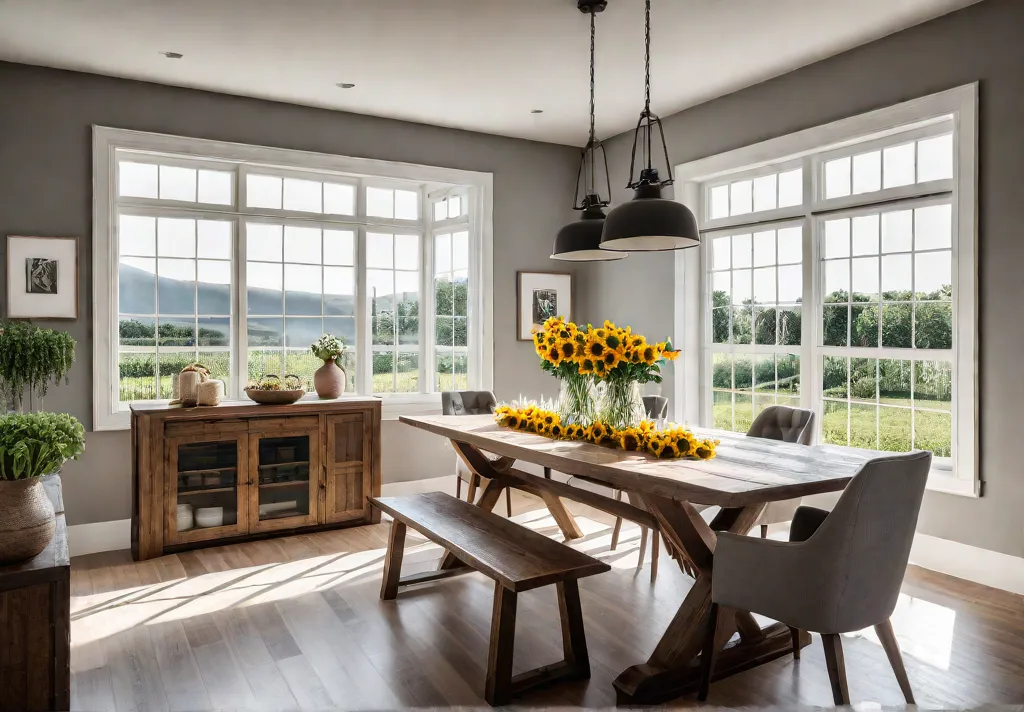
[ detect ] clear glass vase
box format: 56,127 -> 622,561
557,372 -> 596,427
598,379 -> 645,430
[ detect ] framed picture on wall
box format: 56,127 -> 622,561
5,236 -> 79,319
517,271 -> 572,341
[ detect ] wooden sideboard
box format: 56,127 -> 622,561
0,475 -> 70,712
131,397 -> 381,561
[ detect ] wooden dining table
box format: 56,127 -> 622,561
400,413 -> 878,704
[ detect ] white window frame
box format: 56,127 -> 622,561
427,187 -> 475,392
93,126 -> 494,429
673,84 -> 978,496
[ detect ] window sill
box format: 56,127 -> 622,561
926,470 -> 979,497
378,394 -> 442,421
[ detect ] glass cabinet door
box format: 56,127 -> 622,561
248,430 -> 320,532
167,436 -> 248,544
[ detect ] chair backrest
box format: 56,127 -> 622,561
643,395 -> 668,420
746,405 -> 815,445
808,450 -> 932,633
441,390 -> 497,416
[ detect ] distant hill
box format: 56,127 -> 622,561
118,261 -> 359,316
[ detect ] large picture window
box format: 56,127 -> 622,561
94,128 -> 493,428
675,85 -> 978,495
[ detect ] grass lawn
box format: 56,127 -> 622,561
713,399 -> 951,456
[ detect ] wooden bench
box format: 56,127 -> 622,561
369,492 -> 610,706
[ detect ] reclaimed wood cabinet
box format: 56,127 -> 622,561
0,476 -> 70,712
131,397 -> 381,561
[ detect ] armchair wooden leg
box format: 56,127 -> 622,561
875,618 -> 915,704
456,475 -> 462,500
380,520 -> 407,600
637,526 -> 649,575
821,633 -> 851,705
789,627 -> 801,659
760,524 -> 768,538
650,530 -> 659,583
505,487 -> 512,518
466,473 -> 480,504
610,491 -> 624,551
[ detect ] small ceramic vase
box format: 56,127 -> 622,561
313,359 -> 347,399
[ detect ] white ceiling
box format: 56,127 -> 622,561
0,0 -> 981,146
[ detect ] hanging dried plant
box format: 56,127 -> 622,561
0,321 -> 76,412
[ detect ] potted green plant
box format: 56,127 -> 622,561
310,334 -> 347,399
0,412 -> 85,563
0,321 -> 75,412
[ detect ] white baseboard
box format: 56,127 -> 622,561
68,518 -> 131,558
381,476 -> 455,497
65,480 -> 458,558
67,481 -> 1024,597
909,533 -> 1024,596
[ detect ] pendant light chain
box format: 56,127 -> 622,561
644,0 -> 651,115
589,10 -> 596,144
587,8 -> 597,195
643,0 -> 653,171
599,0 -> 699,254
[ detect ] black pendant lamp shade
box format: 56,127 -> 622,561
553,194 -> 617,262
551,0 -> 626,262
600,0 -> 700,253
600,168 -> 700,252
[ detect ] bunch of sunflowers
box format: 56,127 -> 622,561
532,317 -> 679,381
494,404 -> 718,461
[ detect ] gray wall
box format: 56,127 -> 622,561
580,0 -> 1024,558
0,61 -> 578,525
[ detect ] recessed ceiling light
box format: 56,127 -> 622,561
336,82 -> 356,89
531,109 -> 544,114
160,51 -> 184,59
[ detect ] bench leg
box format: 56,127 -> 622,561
485,583 -> 517,706
380,520 -> 407,600
557,580 -> 591,679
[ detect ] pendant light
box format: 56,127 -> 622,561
600,0 -> 699,252
551,0 -> 626,262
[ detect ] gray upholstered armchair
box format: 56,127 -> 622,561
699,450 -> 931,705
746,405 -> 815,537
642,395 -> 668,421
441,390 -> 512,517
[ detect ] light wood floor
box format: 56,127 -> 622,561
70,488 -> 1024,710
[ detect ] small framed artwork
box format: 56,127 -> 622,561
517,271 -> 572,341
5,236 -> 79,319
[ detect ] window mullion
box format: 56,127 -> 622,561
356,226 -> 370,396
803,206 -> 819,429
421,190 -> 434,394
232,217 -> 245,399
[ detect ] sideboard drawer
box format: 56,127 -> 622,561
165,419 -> 249,438
248,416 -> 320,432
